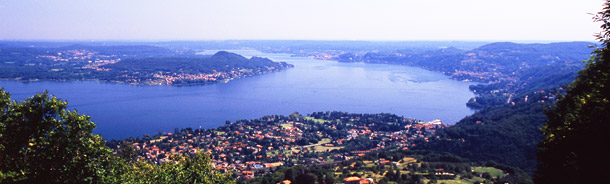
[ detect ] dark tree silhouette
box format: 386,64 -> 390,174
536,1 -> 610,183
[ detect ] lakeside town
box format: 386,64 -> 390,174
0,45 -> 293,85
109,112 -> 448,182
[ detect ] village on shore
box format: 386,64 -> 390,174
110,112 -> 447,182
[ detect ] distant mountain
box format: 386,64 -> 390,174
469,41 -> 593,68
338,41 -> 594,82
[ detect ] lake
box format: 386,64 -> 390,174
0,50 -> 476,139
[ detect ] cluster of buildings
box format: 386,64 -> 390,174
37,49 -> 99,62
152,71 -> 231,84
119,116 -> 447,181
35,49 -> 121,72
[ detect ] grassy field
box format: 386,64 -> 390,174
304,117 -> 330,123
469,176 -> 487,183
472,167 -> 506,178
266,149 -> 293,157
401,157 -> 417,164
280,123 -> 293,128
324,156 -> 506,184
312,138 -> 344,152
363,160 -> 374,166
422,179 -> 473,184
318,138 -> 331,144
314,146 -> 343,152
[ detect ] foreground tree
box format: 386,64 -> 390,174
536,1 -> 610,183
0,90 -> 118,183
0,89 -> 234,183
119,153 -> 234,184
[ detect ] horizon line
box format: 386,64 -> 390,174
0,39 -> 599,43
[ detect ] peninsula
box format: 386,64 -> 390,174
0,44 -> 293,85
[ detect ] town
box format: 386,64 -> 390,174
0,45 -> 292,86
109,111 -> 448,182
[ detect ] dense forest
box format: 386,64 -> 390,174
414,96 -> 550,174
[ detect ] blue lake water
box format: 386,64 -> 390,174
0,50 -> 476,139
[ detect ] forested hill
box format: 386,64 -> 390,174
411,78 -> 570,178
407,42 -> 595,177
413,94 -> 553,175
104,51 -> 293,85
109,51 -> 283,73
338,41 -> 594,109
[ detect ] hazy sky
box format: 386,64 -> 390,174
0,0 -> 604,41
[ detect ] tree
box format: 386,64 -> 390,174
116,141 -> 138,163
284,168 -> 296,182
0,90 -> 118,183
119,152 -> 234,184
536,2 -> 610,183
324,172 -> 336,184
294,173 -> 317,184
0,89 -> 235,184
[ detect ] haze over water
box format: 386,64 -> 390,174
0,50 -> 476,139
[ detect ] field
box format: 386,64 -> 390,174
304,117 -> 330,123
314,146 -> 343,152
472,167 -> 506,178
294,138 -> 345,153
401,157 -> 417,164
280,123 -> 293,128
422,179 -> 473,184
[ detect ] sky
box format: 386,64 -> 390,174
0,0 -> 605,41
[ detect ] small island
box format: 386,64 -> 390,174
0,45 -> 293,85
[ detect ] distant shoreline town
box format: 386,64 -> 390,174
0,45 -> 292,86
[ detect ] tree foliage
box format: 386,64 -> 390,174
536,2 -> 610,183
413,102 -> 545,183
117,153 -> 234,184
0,89 -> 117,183
0,89 -> 234,184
